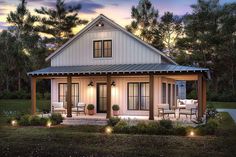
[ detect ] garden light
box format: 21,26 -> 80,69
47,120 -> 52,128
11,120 -> 17,126
190,130 -> 195,136
105,126 -> 112,134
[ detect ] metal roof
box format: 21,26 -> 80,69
28,64 -> 209,77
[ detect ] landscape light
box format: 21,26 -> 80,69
47,120 -> 52,128
11,120 -> 17,126
105,126 -> 112,134
190,130 -> 195,136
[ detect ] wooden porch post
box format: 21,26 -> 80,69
106,75 -> 112,119
197,74 -> 203,119
31,77 -> 36,114
202,77 -> 207,113
66,75 -> 72,117
149,74 -> 154,120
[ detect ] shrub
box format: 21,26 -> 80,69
40,117 -> 49,126
136,122 -> 148,134
159,119 -> 173,129
174,127 -> 187,136
87,104 -> 94,110
206,104 -> 218,121
196,119 -> 218,135
108,117 -> 121,126
113,120 -> 129,133
50,113 -> 63,125
30,115 -> 41,126
18,114 -> 31,126
112,104 -> 120,111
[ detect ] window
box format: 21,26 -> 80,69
103,40 -> 112,57
128,82 -> 149,110
93,40 -> 112,58
162,83 -> 166,103
58,83 -> 79,107
93,40 -> 102,58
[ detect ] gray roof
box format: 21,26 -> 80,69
28,64 -> 209,77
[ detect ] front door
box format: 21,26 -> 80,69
97,83 -> 107,113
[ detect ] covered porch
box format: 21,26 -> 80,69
28,64 -> 209,121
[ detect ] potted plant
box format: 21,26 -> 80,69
87,104 -> 95,115
112,104 -> 120,116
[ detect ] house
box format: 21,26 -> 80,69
28,14 -> 209,120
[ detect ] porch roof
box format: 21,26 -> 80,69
28,63 -> 209,78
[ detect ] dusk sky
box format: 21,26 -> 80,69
0,0 -> 235,32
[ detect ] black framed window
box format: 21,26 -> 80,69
128,82 -> 149,110
93,40 -> 102,58
93,40 -> 112,58
58,83 -> 79,107
103,40 -> 112,57
162,83 -> 166,103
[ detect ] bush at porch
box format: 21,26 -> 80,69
7,113 -> 63,126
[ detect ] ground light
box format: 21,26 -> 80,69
105,126 -> 113,134
46,120 -> 52,128
190,130 -> 195,136
11,120 -> 17,126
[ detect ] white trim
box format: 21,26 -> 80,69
46,14 -> 177,65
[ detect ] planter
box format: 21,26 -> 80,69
88,109 -> 95,115
113,110 -> 119,116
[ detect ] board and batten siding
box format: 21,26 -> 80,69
51,28 -> 161,66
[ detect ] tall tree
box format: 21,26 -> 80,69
35,0 -> 88,49
7,0 -> 39,91
158,12 -> 183,58
126,0 -> 158,43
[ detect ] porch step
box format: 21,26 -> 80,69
62,118 -> 108,126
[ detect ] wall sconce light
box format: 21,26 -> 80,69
88,81 -> 94,87
111,81 -> 116,86
96,21 -> 104,27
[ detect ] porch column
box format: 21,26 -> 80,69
106,75 -> 111,119
197,74 -> 203,119
149,74 -> 154,120
202,77 -> 207,113
31,77 -> 36,114
66,75 -> 72,117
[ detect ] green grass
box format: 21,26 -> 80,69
208,101 -> 236,109
0,99 -> 50,115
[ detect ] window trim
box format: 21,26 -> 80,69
93,40 -> 103,58
127,82 -> 149,111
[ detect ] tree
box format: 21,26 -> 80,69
126,0 -> 158,43
35,0 -> 88,49
7,0 -> 39,91
158,12 -> 183,58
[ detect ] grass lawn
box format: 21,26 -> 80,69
0,99 -> 236,156
208,101 -> 236,109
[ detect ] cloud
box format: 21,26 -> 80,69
0,0 -> 7,5
0,21 -> 8,30
66,0 -> 105,14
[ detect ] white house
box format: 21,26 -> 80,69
28,14 -> 209,120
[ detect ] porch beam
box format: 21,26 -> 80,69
106,75 -> 112,119
66,75 -> 72,117
197,74 -> 203,119
149,74 -> 154,120
31,77 -> 36,114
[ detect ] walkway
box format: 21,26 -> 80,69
216,109 -> 236,123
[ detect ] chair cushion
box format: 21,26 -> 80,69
52,102 -> 64,108
163,110 -> 175,114
54,107 -> 66,111
158,104 -> 170,110
179,109 -> 196,114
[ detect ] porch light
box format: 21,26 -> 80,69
46,120 -> 52,128
96,21 -> 104,27
11,120 -> 17,126
88,81 -> 94,87
105,126 -> 112,134
111,81 -> 116,86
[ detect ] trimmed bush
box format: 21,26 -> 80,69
87,104 -> 94,110
30,115 -> 41,126
18,114 -> 31,126
159,119 -> 173,129
174,127 -> 187,136
196,119 -> 219,135
108,117 -> 121,126
113,120 -> 129,133
50,113 -> 63,125
112,104 -> 120,111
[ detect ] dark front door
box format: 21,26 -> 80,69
97,83 -> 107,113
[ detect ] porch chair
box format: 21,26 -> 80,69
52,102 -> 66,114
179,104 -> 197,119
72,102 -> 86,116
157,104 -> 176,119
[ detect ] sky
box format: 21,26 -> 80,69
0,0 -> 235,32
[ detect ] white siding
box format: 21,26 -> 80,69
51,76 -> 175,116
51,22 -> 161,66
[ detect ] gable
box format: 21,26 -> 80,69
49,14 -> 176,66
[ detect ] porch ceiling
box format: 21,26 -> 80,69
27,63 -> 209,78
